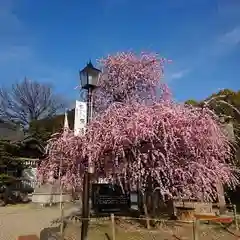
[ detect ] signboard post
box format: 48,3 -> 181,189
91,183 -> 131,214
74,101 -> 87,136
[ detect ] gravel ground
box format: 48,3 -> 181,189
1,204 -> 240,240
0,203 -> 76,240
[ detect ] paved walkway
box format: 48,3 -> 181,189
0,204 -> 75,240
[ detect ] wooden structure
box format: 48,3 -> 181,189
176,206 -> 195,221
18,235 -> 39,240
195,214 -> 233,223
0,121 -> 44,205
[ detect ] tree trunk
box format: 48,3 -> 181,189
152,191 -> 158,217
216,183 -> 226,214
137,187 -> 144,214
143,194 -> 150,229
166,198 -> 176,219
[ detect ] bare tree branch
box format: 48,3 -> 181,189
0,78 -> 65,126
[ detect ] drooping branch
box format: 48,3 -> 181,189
37,51 -> 239,201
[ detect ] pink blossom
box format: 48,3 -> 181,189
37,51 -> 238,201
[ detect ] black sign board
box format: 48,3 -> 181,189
91,183 -> 131,213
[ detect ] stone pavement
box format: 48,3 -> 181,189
0,203 -> 78,240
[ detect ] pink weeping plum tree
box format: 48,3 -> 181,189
37,51 -> 239,203
37,131 -> 85,192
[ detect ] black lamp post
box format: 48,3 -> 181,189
79,61 -> 101,240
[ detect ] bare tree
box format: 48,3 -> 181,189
0,78 -> 65,126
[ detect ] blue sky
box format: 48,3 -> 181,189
0,0 -> 240,105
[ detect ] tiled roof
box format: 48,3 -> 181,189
0,121 -> 25,141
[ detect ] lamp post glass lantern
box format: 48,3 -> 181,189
80,61 -> 101,240
80,61 -> 101,90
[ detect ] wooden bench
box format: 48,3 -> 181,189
194,214 -> 233,224
17,235 -> 39,240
